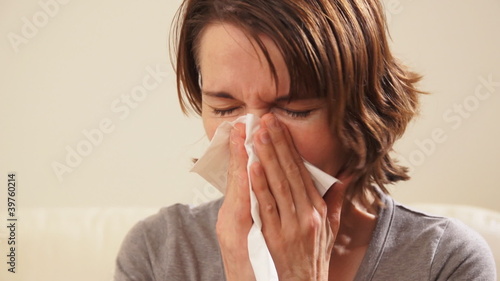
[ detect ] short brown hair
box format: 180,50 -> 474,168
172,0 -> 424,203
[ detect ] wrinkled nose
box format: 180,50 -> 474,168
245,108 -> 270,119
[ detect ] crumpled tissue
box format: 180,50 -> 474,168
191,114 -> 338,281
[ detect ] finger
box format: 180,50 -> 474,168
253,127 -> 297,224
233,122 -> 246,139
260,114 -> 315,215
227,126 -> 249,200
324,173 -> 350,232
274,115 -> 329,217
319,215 -> 334,277
250,162 -> 281,234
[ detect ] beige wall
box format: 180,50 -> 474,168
0,0 -> 499,211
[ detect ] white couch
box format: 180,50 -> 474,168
0,207 -> 159,281
0,204 -> 498,281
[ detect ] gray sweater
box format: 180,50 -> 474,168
114,191 -> 496,280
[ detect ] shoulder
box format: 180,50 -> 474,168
114,198 -> 224,281
122,197 -> 223,251
392,202 -> 494,254
373,199 -> 496,280
142,197 -> 223,238
403,205 -> 497,280
360,188 -> 496,280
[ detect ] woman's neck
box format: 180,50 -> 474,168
324,190 -> 379,280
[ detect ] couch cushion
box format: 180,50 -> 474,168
0,207 -> 159,281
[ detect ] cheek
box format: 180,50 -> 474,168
286,124 -> 344,176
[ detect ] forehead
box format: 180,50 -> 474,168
197,23 -> 290,102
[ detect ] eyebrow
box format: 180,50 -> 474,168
202,91 -> 294,103
202,91 -> 235,99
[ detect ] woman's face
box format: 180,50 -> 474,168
197,23 -> 347,176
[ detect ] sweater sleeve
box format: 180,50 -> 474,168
114,220 -> 155,281
430,219 -> 497,280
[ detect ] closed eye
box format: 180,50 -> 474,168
281,108 -> 314,118
212,107 -> 240,117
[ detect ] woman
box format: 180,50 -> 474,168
115,0 -> 496,280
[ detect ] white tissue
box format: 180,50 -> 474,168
191,114 -> 338,281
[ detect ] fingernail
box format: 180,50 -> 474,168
260,130 -> 271,144
266,115 -> 280,130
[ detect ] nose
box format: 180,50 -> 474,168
245,108 -> 271,119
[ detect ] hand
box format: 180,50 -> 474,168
250,114 -> 347,281
216,123 -> 256,281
